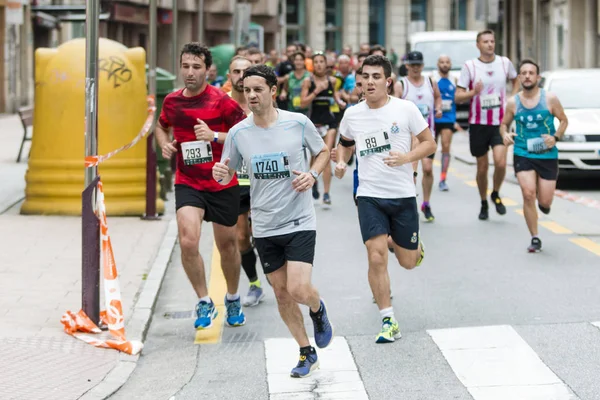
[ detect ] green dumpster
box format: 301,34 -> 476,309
147,66 -> 178,199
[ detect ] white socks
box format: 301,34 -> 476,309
379,307 -> 395,320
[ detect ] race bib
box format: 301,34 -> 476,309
481,94 -> 501,110
181,141 -> 213,165
251,152 -> 291,179
237,161 -> 249,180
441,99 -> 453,112
527,137 -> 550,154
356,129 -> 391,157
417,104 -> 430,118
292,96 -> 301,108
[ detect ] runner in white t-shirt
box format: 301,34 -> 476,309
455,29 -> 519,220
334,55 -> 436,344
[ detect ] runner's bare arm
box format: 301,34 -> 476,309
432,79 -> 443,117
510,77 -> 520,96
455,86 -> 474,103
332,77 -> 346,107
336,136 -> 355,164
309,144 -> 331,176
394,81 -> 403,98
155,122 -> 171,149
412,127 -> 437,161
548,93 -> 568,141
300,77 -> 316,109
500,97 -> 516,145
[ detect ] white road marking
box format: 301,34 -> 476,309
265,337 -> 368,400
428,325 -> 577,400
592,322 -> 600,330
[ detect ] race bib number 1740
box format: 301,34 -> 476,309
251,152 -> 291,179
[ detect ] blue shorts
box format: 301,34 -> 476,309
356,196 -> 420,250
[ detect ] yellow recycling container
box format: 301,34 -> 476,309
21,38 -> 164,216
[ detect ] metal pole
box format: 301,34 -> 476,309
83,0 -> 100,324
172,0 -> 178,76
144,0 -> 160,220
198,0 -> 204,43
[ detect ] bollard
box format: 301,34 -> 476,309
142,132 -> 161,220
82,176 -> 100,325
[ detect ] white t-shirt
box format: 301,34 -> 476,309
339,96 -> 428,199
457,55 -> 517,126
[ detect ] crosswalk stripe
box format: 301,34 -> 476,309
592,322 -> 600,330
265,337 -> 368,399
427,325 -> 577,400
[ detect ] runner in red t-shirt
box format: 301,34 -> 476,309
156,42 -> 248,331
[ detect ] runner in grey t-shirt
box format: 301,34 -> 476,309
222,110 -> 323,238
213,65 -> 334,379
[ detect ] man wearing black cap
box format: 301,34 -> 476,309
396,51 -> 442,222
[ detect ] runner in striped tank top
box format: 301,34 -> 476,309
500,59 -> 568,253
456,29 -> 519,221
397,51 -> 442,222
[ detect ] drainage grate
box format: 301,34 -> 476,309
163,310 -> 193,319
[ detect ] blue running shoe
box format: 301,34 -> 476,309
194,299 -> 217,330
309,300 -> 334,349
225,296 -> 246,327
290,350 -> 319,378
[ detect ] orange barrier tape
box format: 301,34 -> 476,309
61,96 -> 156,355
84,95 -> 156,168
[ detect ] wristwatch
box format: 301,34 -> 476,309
213,132 -> 219,143
309,170 -> 319,181
554,135 -> 560,142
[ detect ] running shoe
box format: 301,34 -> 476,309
528,237 -> 542,253
224,296 -> 246,327
309,300 -> 334,349
479,202 -> 489,220
491,192 -> 507,215
194,299 -> 217,330
421,204 -> 435,222
439,180 -> 449,191
290,350 -> 319,378
242,283 -> 265,307
312,184 -> 320,200
323,193 -> 331,205
375,317 -> 401,344
416,236 -> 425,267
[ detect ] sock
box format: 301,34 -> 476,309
226,292 -> 240,301
421,201 -> 429,209
300,345 -> 316,355
440,152 -> 450,181
249,279 -> 261,288
481,200 -> 488,208
379,307 -> 394,320
241,247 -> 258,283
491,190 -> 499,200
199,295 -> 211,304
532,235 -> 539,240
538,204 -> 550,214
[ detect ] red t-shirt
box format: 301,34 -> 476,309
159,85 -> 247,192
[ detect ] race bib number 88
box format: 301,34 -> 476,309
181,141 -> 213,165
356,129 -> 391,157
251,152 -> 291,179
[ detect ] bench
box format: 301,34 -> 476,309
16,106 -> 33,162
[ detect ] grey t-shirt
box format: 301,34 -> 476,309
221,110 -> 325,238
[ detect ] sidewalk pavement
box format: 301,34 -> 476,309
0,114 -> 179,399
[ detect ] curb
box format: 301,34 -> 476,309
79,218 -> 179,400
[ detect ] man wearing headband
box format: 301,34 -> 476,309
213,65 -> 334,378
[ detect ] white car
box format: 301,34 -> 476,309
410,30 -> 480,129
539,69 -> 600,175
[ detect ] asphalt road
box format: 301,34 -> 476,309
111,156 -> 600,400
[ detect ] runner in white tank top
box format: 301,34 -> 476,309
455,30 -> 519,221
397,51 -> 442,223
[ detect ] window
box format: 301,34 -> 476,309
369,0 -> 386,46
325,0 -> 343,52
450,0 -> 467,30
411,0 -> 427,29
286,0 -> 306,44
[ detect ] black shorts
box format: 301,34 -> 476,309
175,184 -> 240,227
514,155 -> 559,181
468,124 -> 504,158
357,196 -> 419,250
435,122 -> 455,136
239,186 -> 251,215
254,230 -> 316,274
